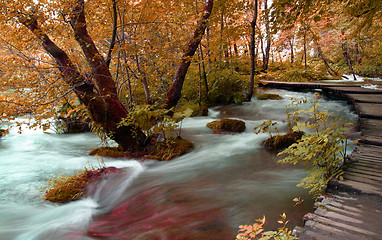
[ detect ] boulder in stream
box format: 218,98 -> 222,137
206,119 -> 246,134
264,131 -> 304,149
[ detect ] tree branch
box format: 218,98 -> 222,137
165,0 -> 213,109
106,0 -> 118,67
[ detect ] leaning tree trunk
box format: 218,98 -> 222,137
18,0 -> 147,151
165,0 -> 213,109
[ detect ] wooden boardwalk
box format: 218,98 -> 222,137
261,81 -> 382,240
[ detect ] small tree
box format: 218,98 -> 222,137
278,100 -> 353,197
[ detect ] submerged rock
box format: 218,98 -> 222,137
206,119 -> 246,134
148,136 -> 194,161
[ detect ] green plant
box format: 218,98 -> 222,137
285,97 -> 309,132
278,100 -> 354,197
254,120 -> 279,138
236,213 -> 297,240
207,68 -> 247,104
118,105 -> 183,139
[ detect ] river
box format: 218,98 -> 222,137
0,89 -> 359,240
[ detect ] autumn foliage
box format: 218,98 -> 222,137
0,0 -> 380,148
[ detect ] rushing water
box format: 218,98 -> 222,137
0,89 -> 359,240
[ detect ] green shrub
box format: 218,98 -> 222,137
355,62 -> 382,78
208,68 -> 247,104
279,69 -> 331,82
278,101 -> 353,198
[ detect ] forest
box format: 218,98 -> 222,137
0,0 -> 380,142
0,0 -> 380,239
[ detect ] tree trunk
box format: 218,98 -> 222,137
245,0 -> 258,101
304,31 -> 307,70
262,0 -> 271,72
19,1 -> 147,151
165,0 -> 214,109
342,40 -> 357,81
135,55 -> 152,104
315,43 -> 338,76
195,0 -> 209,101
290,37 -> 295,67
106,0 -> 118,67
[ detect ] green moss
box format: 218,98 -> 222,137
89,146 -> 127,158
206,119 -> 246,133
190,106 -> 209,117
175,103 -> 209,117
89,137 -> 194,161
149,137 -> 194,161
264,131 -> 304,149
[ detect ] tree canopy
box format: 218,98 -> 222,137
0,0 -> 380,147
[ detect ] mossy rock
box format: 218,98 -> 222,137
256,93 -> 283,100
264,131 -> 304,149
55,116 -> 90,134
206,119 -> 246,134
89,137 -> 194,161
89,146 -> 127,158
149,137 -> 194,161
190,106 -> 209,117
173,104 -> 208,118
43,167 -> 121,203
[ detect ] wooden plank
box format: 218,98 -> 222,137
356,103 -> 382,119
347,94 -> 382,103
325,86 -> 382,94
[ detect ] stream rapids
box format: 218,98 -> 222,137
0,89 -> 359,240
